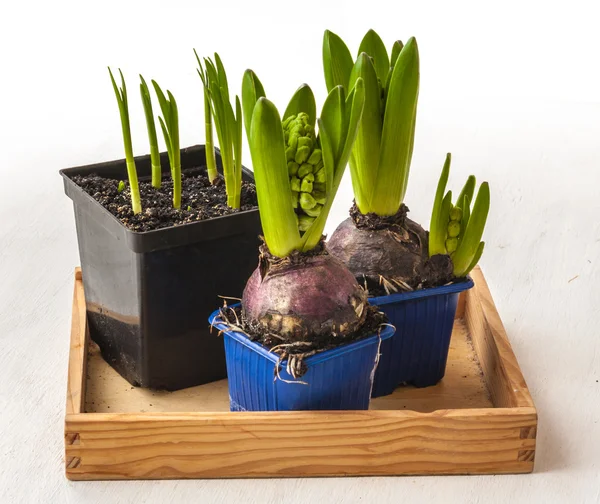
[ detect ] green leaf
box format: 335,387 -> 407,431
438,190 -> 453,251
193,48 -> 203,71
158,116 -> 172,168
457,175 -> 476,210
323,29 -> 353,92
108,67 -> 123,104
283,84 -> 316,129
118,69 -> 128,111
241,69 -> 266,140
139,75 -> 161,188
453,182 -> 490,276
249,97 -> 302,257
347,53 -> 382,213
234,95 -> 243,201
152,80 -> 181,206
370,37 -> 419,215
194,49 -> 208,88
167,90 -> 181,210
204,58 -> 219,87
202,55 -> 242,207
429,153 -> 451,256
316,116 -> 335,195
167,90 -> 180,165
319,85 -> 345,169
209,84 -> 234,198
464,241 -> 485,276
338,79 -> 365,172
151,80 -> 170,122
461,193 -> 471,231
357,29 -> 390,84
214,52 -> 230,102
390,40 -> 404,68
384,40 -> 404,105
301,80 -> 365,251
108,67 -> 141,214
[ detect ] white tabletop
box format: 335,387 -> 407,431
1,1 -> 599,502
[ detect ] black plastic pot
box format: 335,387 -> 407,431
60,145 -> 261,390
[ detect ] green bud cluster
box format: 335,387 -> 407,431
445,205 -> 463,253
282,112 -> 326,232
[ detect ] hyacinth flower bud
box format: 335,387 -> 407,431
449,206 -> 463,222
282,112 -> 325,234
446,237 -> 458,253
447,220 -> 461,238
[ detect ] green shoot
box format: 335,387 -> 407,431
117,180 -> 126,193
323,29 -> 419,216
108,68 -> 142,214
194,49 -> 218,184
196,53 -> 243,208
428,153 -> 490,278
151,80 -> 181,209
242,72 -> 365,257
323,30 -> 354,92
429,153 -> 451,256
140,75 -> 162,188
241,70 -> 266,139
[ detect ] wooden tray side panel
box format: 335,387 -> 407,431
65,268 -> 537,479
65,269 -> 88,471
65,408 -> 536,480
66,269 -> 87,415
465,268 -> 535,410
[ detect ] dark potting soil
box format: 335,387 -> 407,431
72,168 -> 258,232
363,273 -> 470,298
350,201 -> 409,231
216,304 -> 388,379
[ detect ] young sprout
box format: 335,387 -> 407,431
151,80 -> 181,209
108,68 -> 142,214
117,180 -> 126,193
429,153 -> 490,278
140,75 -> 162,189
196,53 -> 243,209
242,71 -> 365,257
323,29 -> 419,216
193,49 -> 218,185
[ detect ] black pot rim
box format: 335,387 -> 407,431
59,145 -> 257,237
60,144 -> 260,253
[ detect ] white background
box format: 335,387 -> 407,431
1,0 -> 599,502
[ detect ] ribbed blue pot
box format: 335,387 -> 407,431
369,278 -> 474,397
209,308 -> 394,411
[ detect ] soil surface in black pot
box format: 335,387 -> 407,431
72,168 -> 257,232
328,202 -> 456,297
216,303 -> 387,379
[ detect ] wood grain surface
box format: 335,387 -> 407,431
65,268 -> 537,480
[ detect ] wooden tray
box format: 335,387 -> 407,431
64,267 -> 537,480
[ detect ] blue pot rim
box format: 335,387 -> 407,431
209,305 -> 394,366
369,276 -> 475,306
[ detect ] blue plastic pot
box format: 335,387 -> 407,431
209,308 -> 395,411
369,278 -> 474,397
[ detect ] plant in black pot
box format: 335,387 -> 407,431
60,57 -> 260,391
322,29 -> 491,395
209,72 -> 395,411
